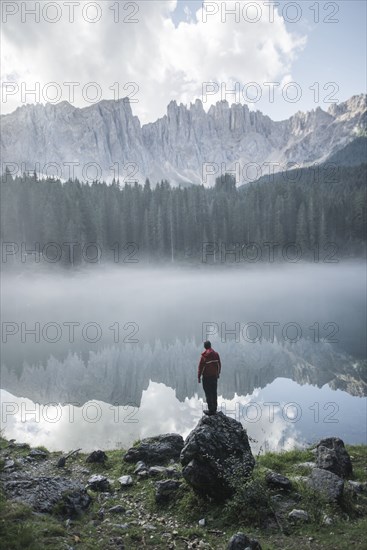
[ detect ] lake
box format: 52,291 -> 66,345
1,261 -> 366,453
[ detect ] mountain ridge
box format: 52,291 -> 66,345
1,94 -> 366,186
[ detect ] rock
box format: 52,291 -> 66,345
265,471 -> 292,491
2,95 -> 365,186
118,475 -> 133,487
86,450 -> 108,464
109,536 -> 125,548
296,462 -> 316,470
166,465 -> 181,478
322,514 -> 333,525
87,475 -> 111,492
3,459 -> 16,470
227,532 -> 262,549
3,476 -> 91,516
111,523 -> 129,530
148,466 -> 167,476
134,461 -> 147,474
123,434 -> 184,465
270,494 -> 300,514
180,412 -> 255,502
307,468 -> 344,503
109,505 -> 126,514
198,518 -> 205,526
288,509 -> 309,522
155,480 -> 181,504
8,442 -> 30,450
28,449 -> 48,459
315,438 -> 353,478
142,523 -> 156,530
347,480 -> 366,494
291,475 -> 309,484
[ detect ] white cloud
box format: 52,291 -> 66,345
1,0 -> 306,123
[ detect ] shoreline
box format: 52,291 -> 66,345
1,427 -> 367,549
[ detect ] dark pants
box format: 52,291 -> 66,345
202,376 -> 218,413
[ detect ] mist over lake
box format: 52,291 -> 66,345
2,4 -> 367,547
1,261 -> 366,453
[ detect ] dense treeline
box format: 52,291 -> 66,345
1,162 -> 366,265
326,135 -> 367,167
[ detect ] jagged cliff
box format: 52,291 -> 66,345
1,94 -> 366,185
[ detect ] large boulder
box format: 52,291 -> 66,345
307,468 -> 344,503
123,433 -> 184,465
315,438 -> 353,478
180,412 -> 255,502
3,476 -> 91,516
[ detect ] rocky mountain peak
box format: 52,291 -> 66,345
328,93 -> 366,119
1,94 -> 366,185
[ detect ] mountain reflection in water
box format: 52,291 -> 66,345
1,263 -> 366,451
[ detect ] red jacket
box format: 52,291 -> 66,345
198,348 -> 221,379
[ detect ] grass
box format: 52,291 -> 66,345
1,435 -> 367,549
34,446 -> 49,454
0,493 -> 67,549
256,448 -> 315,474
346,445 -> 367,482
292,478 -> 330,525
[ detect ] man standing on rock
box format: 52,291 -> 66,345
198,341 -> 221,416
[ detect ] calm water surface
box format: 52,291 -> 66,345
1,262 -> 366,452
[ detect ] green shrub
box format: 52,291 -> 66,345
293,479 -> 329,525
223,474 -> 272,527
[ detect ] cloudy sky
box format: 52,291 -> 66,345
1,0 -> 366,123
